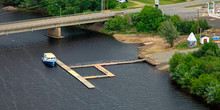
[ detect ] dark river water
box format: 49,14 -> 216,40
0,4 -> 210,110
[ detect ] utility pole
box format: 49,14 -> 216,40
101,0 -> 103,11
200,28 -> 202,38
107,0 -> 108,10
103,0 -> 105,10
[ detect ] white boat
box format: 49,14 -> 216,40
42,53 -> 57,67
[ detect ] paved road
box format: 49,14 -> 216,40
160,0 -> 220,18
145,48 -> 199,70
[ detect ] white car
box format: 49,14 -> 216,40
118,0 -> 128,3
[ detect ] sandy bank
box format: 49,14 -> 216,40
2,6 -> 17,11
112,34 -> 198,71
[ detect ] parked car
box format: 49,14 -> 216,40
117,0 -> 128,3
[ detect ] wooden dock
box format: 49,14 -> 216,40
69,59 -> 147,69
56,59 -> 95,89
56,58 -> 148,89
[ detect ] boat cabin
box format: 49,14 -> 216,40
43,53 -> 56,60
42,53 -> 57,67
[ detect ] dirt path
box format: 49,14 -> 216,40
129,0 -> 148,7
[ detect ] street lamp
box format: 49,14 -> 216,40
55,4 -> 62,17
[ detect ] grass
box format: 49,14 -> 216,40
114,2 -> 138,10
124,2 -> 138,7
185,1 -> 220,8
133,0 -> 186,5
175,35 -> 203,49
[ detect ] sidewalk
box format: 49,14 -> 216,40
145,48 -> 199,71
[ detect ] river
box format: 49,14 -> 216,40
0,4 -> 210,110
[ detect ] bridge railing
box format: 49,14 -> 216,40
0,8 -> 142,32
0,11 -> 101,26
0,8 -> 142,26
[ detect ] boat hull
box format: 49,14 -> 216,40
42,57 -> 57,67
44,61 -> 56,67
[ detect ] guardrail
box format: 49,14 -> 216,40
0,11 -> 101,26
0,8 -> 142,32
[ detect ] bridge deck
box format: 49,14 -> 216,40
0,9 -> 141,35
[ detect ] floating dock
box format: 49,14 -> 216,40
57,59 -> 95,89
69,59 -> 147,68
56,58 -> 148,89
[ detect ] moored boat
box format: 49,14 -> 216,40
42,53 -> 57,67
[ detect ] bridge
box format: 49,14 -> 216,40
0,9 -> 141,38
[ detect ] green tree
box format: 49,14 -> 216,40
135,6 -> 164,32
104,16 -> 130,31
158,20 -> 180,47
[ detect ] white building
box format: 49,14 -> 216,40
187,32 -> 197,47
200,35 -> 210,44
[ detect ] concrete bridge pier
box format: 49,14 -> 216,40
46,27 -> 64,39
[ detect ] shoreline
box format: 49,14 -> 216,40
79,23 -> 197,71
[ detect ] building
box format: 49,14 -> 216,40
200,35 -> 210,44
187,32 -> 197,47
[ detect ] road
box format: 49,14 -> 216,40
159,0 -> 220,18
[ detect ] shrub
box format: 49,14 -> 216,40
192,42 -> 219,58
169,16 -> 211,35
206,84 -> 220,103
104,15 -> 130,31
169,52 -> 186,72
170,63 -> 187,85
130,13 -> 139,26
120,3 -> 127,9
190,74 -> 218,96
216,88 -> 220,103
169,43 -> 220,104
107,0 -> 118,9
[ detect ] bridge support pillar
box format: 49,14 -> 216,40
46,27 -> 64,39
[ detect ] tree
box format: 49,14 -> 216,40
135,6 -> 164,32
104,15 -> 130,31
158,20 -> 180,47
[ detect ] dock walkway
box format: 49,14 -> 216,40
56,58 -> 148,89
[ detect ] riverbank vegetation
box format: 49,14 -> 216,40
158,20 -> 180,47
104,6 -> 211,37
2,0 -> 117,16
169,42 -> 220,104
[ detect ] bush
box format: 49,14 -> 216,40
169,52 -> 186,72
107,0 -> 118,9
135,6 -> 164,32
216,88 -> 220,103
120,3 -> 127,9
192,42 -> 219,58
104,15 -> 130,31
168,15 -> 211,35
190,74 -> 219,98
169,43 -> 220,104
